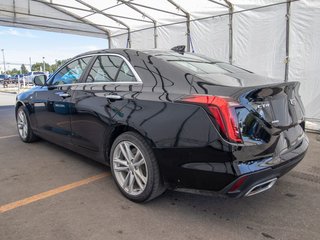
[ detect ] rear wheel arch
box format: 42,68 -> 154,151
105,125 -> 156,164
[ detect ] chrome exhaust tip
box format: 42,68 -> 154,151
245,178 -> 277,197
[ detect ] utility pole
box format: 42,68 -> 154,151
1,49 -> 6,74
42,57 -> 45,72
29,57 -> 32,72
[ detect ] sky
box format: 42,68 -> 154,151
0,26 -> 108,71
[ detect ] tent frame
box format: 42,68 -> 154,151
117,0 -> 158,48
1,0 -> 298,80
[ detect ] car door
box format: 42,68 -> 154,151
70,54 -> 143,161
31,56 -> 93,146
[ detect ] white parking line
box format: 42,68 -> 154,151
0,134 -> 19,139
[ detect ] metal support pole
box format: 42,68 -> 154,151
117,0 -> 158,48
81,2 -> 128,20
0,9 -> 126,30
128,2 -> 185,17
28,0 -> 30,14
167,0 -> 190,52
75,0 -> 131,48
127,32 -> 131,48
186,17 -> 191,52
284,1 -> 291,82
108,36 -> 111,49
224,0 -> 233,64
208,0 -> 228,8
13,0 -> 16,21
154,24 -> 158,49
33,0 -> 111,39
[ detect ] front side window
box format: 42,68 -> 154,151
87,55 -> 136,83
51,57 -> 92,85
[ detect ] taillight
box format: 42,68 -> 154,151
181,95 -> 242,143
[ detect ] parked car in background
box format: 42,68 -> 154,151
14,74 -> 26,85
25,71 -> 45,84
15,48 -> 309,202
0,74 -> 8,83
0,74 -> 11,87
11,74 -> 23,84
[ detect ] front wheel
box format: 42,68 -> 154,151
16,106 -> 38,143
110,132 -> 165,202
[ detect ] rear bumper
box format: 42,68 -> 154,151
221,138 -> 308,197
156,134 -> 308,197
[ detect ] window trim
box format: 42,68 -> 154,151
47,53 -> 142,86
47,56 -> 93,86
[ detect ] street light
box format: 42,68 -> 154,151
42,57 -> 45,72
1,49 -> 6,74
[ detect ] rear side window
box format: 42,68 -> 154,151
116,63 -> 136,82
87,55 -> 136,83
51,57 -> 92,85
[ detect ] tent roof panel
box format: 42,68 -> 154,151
1,0 -> 298,40
51,0 -> 92,11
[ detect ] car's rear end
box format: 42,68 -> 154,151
226,81 -> 307,197
166,54 -> 308,197
183,83 -> 308,197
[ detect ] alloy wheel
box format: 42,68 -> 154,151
112,141 -> 148,196
17,109 -> 28,139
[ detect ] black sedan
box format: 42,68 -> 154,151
15,48 -> 308,202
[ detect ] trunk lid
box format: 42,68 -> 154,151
238,81 -> 305,128
192,69 -> 305,129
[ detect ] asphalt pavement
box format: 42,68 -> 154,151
0,101 -> 319,240
0,92 -> 16,107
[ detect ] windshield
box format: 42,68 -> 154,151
157,53 -> 251,75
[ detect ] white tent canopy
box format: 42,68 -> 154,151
0,0 -> 320,121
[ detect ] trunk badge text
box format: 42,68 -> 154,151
256,103 -> 270,109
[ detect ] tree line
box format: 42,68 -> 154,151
5,59 -> 69,76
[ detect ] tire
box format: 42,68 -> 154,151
16,106 -> 38,143
110,131 -> 165,202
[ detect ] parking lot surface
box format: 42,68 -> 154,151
0,103 -> 320,240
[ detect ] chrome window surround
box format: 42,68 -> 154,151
48,53 -> 143,86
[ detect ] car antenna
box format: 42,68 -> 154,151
171,45 -> 185,55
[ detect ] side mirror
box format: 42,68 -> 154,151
33,75 -> 47,86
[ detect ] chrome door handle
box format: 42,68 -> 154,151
105,95 -> 122,100
58,93 -> 71,98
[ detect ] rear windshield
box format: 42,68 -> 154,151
157,54 -> 251,75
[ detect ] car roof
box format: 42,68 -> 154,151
75,48 -> 212,60
75,48 -> 166,57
